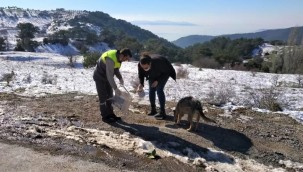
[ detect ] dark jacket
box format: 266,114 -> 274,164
138,54 -> 176,86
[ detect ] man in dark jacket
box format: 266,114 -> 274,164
93,48 -> 132,123
137,53 -> 176,120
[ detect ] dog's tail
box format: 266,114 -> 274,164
196,101 -> 216,124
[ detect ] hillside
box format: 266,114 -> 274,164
173,26 -> 303,48
0,7 -> 176,51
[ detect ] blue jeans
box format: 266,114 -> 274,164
149,77 -> 169,113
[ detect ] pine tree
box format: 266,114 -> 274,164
16,23 -> 40,51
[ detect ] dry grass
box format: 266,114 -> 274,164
176,66 -> 189,79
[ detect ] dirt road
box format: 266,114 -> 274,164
0,142 -> 127,172
0,93 -> 302,171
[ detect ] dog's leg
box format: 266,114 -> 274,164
187,112 -> 193,131
195,113 -> 200,131
177,113 -> 182,124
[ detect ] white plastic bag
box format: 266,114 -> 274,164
111,90 -> 132,115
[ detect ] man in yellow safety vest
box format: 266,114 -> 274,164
93,48 -> 132,123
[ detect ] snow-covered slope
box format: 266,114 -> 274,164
0,7 -> 97,49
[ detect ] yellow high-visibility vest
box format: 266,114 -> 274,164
101,50 -> 121,68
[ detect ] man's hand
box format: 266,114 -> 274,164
151,81 -> 158,88
115,88 -> 121,96
136,84 -> 144,92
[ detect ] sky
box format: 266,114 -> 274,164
1,0 -> 303,41
1,49 -> 303,171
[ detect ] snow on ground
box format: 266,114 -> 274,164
259,43 -> 278,56
0,51 -> 302,122
252,43 -> 280,57
1,51 -> 303,171
3,51 -> 302,118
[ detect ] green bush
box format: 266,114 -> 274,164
83,52 -> 101,68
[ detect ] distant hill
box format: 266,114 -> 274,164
172,26 -> 303,48
171,35 -> 215,49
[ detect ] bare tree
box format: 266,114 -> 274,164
61,45 -> 78,68
280,27 -> 303,74
271,75 -> 280,87
296,74 -> 303,87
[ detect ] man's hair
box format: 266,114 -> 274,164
140,52 -> 151,65
120,48 -> 132,57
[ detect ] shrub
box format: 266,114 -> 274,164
193,58 -> 220,69
271,75 -> 280,87
176,66 -> 189,79
296,74 -> 303,87
14,43 -> 25,51
232,63 -> 247,71
0,71 -> 15,86
248,86 -> 283,111
22,73 -> 32,83
41,72 -> 57,85
83,52 -> 101,68
206,82 -> 235,106
68,56 -> 75,68
244,57 -> 263,71
43,38 -> 49,44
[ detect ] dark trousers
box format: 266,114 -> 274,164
95,79 -> 114,118
149,76 -> 169,113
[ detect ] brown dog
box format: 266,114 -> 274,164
173,96 -> 216,131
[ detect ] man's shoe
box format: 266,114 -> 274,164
147,110 -> 157,116
108,114 -> 121,121
154,113 -> 166,120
